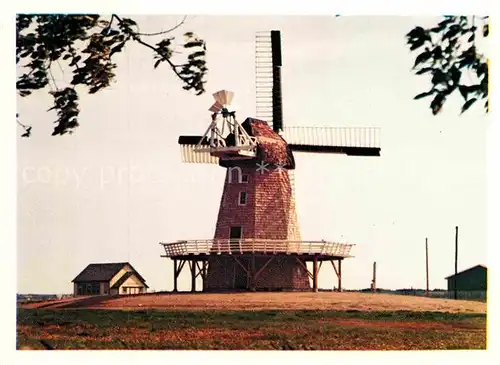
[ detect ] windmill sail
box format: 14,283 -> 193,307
178,29 -> 381,164
283,126 -> 381,156
255,30 -> 283,133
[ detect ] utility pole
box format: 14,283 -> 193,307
371,261 -> 377,292
454,226 -> 458,300
425,238 -> 429,297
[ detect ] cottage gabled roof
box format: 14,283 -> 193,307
445,264 -> 487,280
110,271 -> 149,289
72,262 -> 146,283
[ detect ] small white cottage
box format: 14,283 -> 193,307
72,262 -> 149,296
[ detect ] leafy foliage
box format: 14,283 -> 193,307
406,16 -> 489,115
16,14 -> 207,136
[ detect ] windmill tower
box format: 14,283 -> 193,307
160,30 -> 381,292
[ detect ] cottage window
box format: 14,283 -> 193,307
90,283 -> 100,295
241,175 -> 249,183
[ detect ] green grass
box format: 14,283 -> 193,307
17,308 -> 487,350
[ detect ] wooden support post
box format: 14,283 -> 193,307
173,259 -> 178,292
191,260 -> 196,292
338,259 -> 342,292
312,256 -> 318,292
202,260 -> 207,292
296,257 -> 314,280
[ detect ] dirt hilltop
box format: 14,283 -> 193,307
20,292 -> 486,313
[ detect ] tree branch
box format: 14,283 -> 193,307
135,15 -> 188,36
17,114 -> 32,137
47,61 -> 59,91
111,14 -> 198,91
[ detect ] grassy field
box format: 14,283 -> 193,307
17,308 -> 486,350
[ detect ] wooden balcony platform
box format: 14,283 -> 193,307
159,239 -> 354,293
159,239 -> 354,260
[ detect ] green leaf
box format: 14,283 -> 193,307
430,93 -> 445,115
110,41 -> 126,56
406,26 -> 425,39
184,41 -> 204,48
449,66 -> 461,85
483,24 -> 489,37
431,70 -> 447,85
438,17 -> 455,27
413,50 -> 432,68
154,59 -> 162,68
188,51 -> 206,60
409,38 -> 426,51
431,46 -> 443,59
416,67 -> 434,75
414,90 -> 435,100
461,98 -> 477,114
458,85 -> 469,100
477,62 -> 488,78
443,24 -> 461,39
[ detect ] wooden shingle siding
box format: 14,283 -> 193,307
207,119 -> 309,290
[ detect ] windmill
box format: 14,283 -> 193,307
160,30 -> 381,292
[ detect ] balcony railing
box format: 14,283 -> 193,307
160,239 -> 354,257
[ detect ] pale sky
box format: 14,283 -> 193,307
16,15 -> 489,293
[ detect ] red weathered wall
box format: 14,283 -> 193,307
213,167 -> 301,240
207,165 -> 309,290
206,256 -> 310,290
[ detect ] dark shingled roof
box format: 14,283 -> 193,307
72,262 -> 146,283
445,264 -> 487,280
219,118 -> 295,169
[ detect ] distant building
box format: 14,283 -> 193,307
445,264 -> 487,291
72,262 -> 149,296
